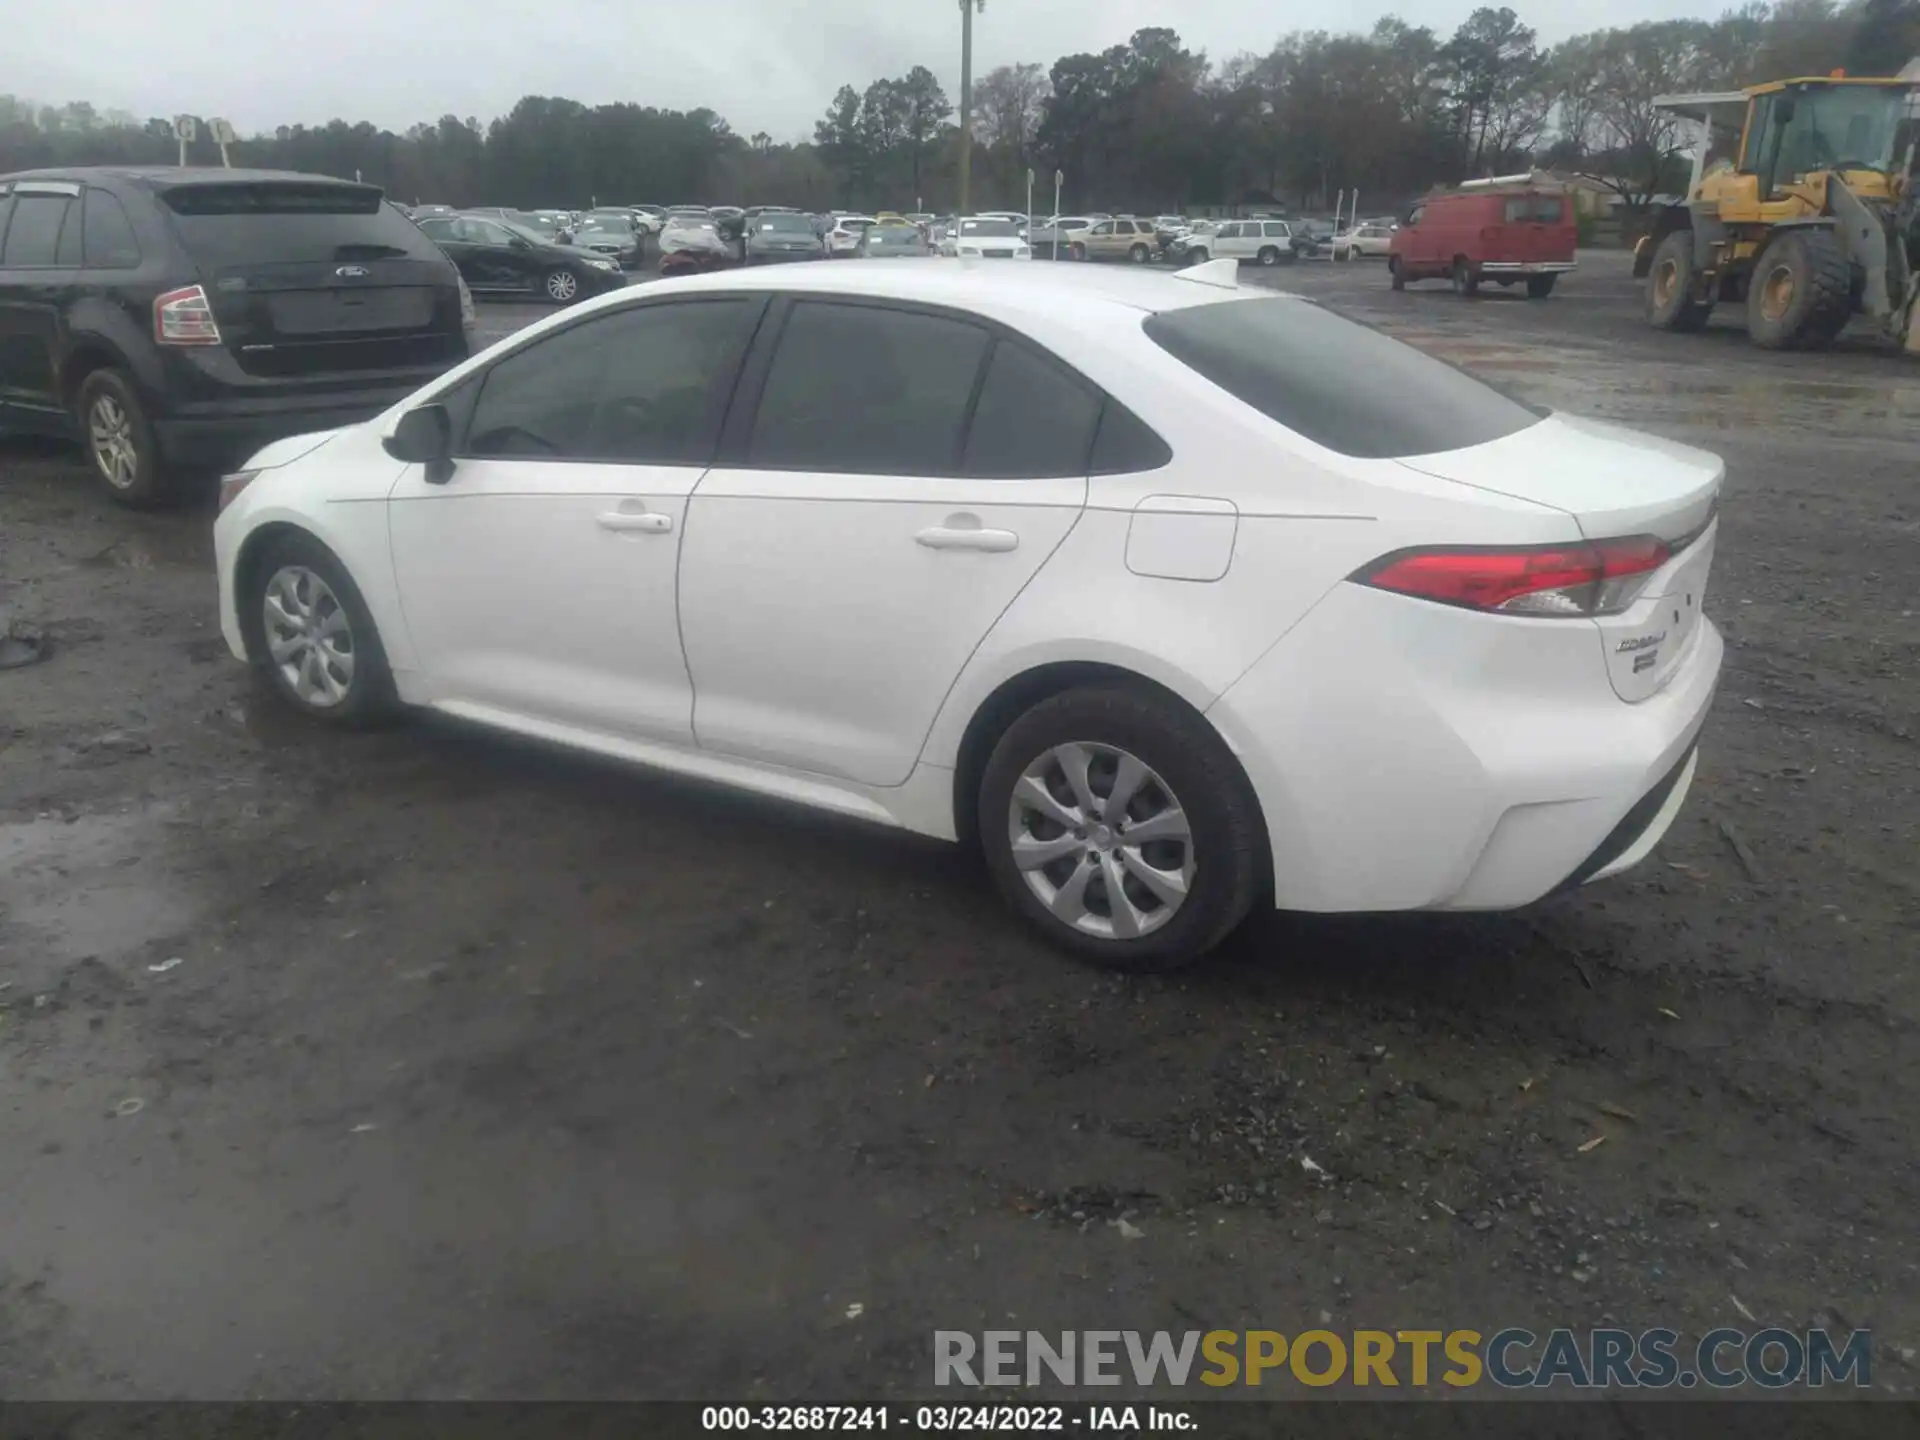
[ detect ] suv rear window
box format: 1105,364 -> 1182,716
1143,297 -> 1541,459
157,182 -> 444,265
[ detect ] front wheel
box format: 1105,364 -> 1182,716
979,686 -> 1262,971
1389,255 -> 1406,291
247,534 -> 397,727
1451,258 -> 1479,296
1747,228 -> 1851,350
544,268 -> 580,303
1069,242 -> 1088,262
1184,246 -> 1209,264
77,369 -> 168,508
1645,231 -> 1712,331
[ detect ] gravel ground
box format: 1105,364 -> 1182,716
0,250 -> 1915,1402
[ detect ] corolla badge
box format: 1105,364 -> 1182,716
335,264 -> 370,278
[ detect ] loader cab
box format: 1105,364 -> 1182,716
1742,81 -> 1908,199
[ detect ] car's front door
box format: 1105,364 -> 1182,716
679,297 -> 1098,787
387,294 -> 766,743
458,217 -> 535,293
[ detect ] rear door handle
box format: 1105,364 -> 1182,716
597,510 -> 674,535
916,522 -> 1018,553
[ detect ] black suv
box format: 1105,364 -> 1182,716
0,167 -> 473,506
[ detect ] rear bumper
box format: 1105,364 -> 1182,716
1479,262 -> 1578,275
1207,582 -> 1724,914
153,386 -> 436,469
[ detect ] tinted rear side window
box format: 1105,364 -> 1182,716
1142,297 -> 1540,459
83,190 -> 142,268
158,182 -> 444,265
749,302 -> 989,475
962,340 -> 1100,479
3,195 -> 74,266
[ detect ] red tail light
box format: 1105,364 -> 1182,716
1355,536 -> 1669,617
154,284 -> 222,346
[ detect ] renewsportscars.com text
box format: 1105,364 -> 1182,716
934,1328 -> 1872,1390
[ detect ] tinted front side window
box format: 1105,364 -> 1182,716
82,191 -> 142,268
749,302 -> 989,475
466,299 -> 762,464
963,341 -> 1100,479
3,195 -> 74,266
1144,296 -> 1541,460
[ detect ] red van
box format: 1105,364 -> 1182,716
1388,183 -> 1577,297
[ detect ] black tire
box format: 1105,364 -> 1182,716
1389,255 -> 1406,291
1451,258 -> 1479,296
1069,242 -> 1088,262
1185,246 -> 1209,263
543,268 -> 581,304
1746,228 -> 1852,350
244,532 -> 397,728
76,368 -> 168,508
1645,231 -> 1712,331
1257,246 -> 1281,267
1526,274 -> 1556,299
978,686 -> 1262,971
1127,242 -> 1151,264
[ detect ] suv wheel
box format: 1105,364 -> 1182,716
979,686 -> 1262,971
1257,246 -> 1281,267
78,369 -> 167,508
544,269 -> 580,303
1127,242 -> 1151,264
1451,258 -> 1479,296
1184,246 -> 1210,263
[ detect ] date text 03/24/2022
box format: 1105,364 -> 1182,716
701,1406 -> 1193,1431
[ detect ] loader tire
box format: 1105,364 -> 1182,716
1645,231 -> 1712,332
1747,228 -> 1852,350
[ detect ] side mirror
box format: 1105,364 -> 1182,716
384,403 -> 453,481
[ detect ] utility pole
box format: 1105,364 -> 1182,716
958,0 -> 983,216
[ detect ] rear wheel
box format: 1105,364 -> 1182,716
1389,255 -> 1406,290
1127,242 -> 1151,264
1645,231 -> 1712,331
1257,246 -> 1281,267
77,369 -> 168,509
1069,242 -> 1088,262
1185,246 -> 1209,264
979,686 -> 1262,971
544,268 -> 580,304
1746,228 -> 1851,350
1451,258 -> 1479,296
1526,274 -> 1557,299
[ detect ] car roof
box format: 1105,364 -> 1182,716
646,256 -> 1273,319
0,165 -> 373,190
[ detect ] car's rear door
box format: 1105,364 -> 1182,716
0,182 -> 82,428
387,294 -> 766,742
679,296 -> 1098,787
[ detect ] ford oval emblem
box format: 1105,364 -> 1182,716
335,264 -> 370,278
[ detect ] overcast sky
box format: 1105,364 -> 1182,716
11,0 -> 1713,142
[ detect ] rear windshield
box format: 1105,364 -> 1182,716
758,214 -> 813,233
1143,296 -> 1542,459
159,182 -> 441,264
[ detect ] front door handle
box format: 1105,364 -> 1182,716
596,510 -> 673,535
916,517 -> 1018,553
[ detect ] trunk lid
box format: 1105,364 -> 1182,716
1395,412 -> 1722,543
159,179 -> 466,379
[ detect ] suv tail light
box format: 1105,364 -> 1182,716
154,285 -> 222,346
1354,537 -> 1670,617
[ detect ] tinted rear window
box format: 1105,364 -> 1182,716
158,182 -> 443,264
1142,297 -> 1541,459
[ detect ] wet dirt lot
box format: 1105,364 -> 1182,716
1,251 -> 1916,1401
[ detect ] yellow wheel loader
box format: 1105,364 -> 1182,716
1632,75 -> 1920,352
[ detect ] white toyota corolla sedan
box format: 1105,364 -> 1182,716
213,258 -> 1723,969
